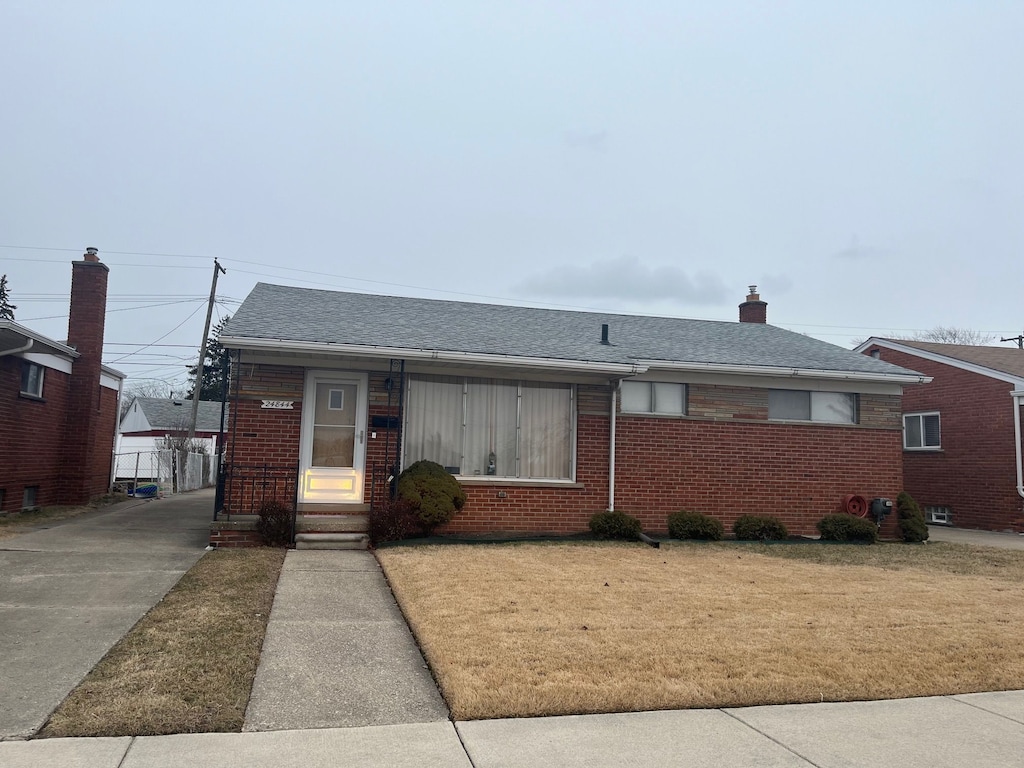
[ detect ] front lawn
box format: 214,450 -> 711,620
377,541 -> 1024,720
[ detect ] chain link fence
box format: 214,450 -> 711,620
113,450 -> 216,496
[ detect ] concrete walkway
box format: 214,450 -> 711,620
3,691 -> 1023,767
0,490 -> 212,739
928,524 -> 1024,549
243,550 -> 448,731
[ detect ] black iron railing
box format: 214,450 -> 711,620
217,462 -> 300,523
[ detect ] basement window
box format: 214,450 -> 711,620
925,505 -> 952,525
22,486 -> 39,511
768,390 -> 857,423
20,361 -> 44,398
621,381 -> 686,415
904,412 -> 940,450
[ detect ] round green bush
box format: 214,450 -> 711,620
896,491 -> 929,543
817,513 -> 878,543
396,460 -> 467,533
733,514 -> 789,541
667,511 -> 724,541
589,510 -> 642,541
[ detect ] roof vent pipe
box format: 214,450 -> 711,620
601,323 -> 610,345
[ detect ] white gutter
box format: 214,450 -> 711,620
0,338 -> 33,357
1013,390 -> 1024,500
633,359 -> 931,385
221,336 -> 647,376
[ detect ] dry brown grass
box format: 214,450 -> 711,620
39,548 -> 285,737
377,541 -> 1024,720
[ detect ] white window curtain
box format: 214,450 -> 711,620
404,375 -> 573,480
464,379 -> 518,476
403,377 -> 463,470
520,383 -> 572,479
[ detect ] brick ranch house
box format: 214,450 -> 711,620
856,338 -> 1024,531
0,249 -> 124,513
210,284 -> 927,547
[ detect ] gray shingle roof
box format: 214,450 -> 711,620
132,398 -> 226,433
882,339 -> 1024,379
223,283 -> 921,379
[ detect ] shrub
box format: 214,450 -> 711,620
817,513 -> 878,543
667,511 -> 724,541
396,460 -> 467,533
589,510 -> 642,541
896,491 -> 929,543
733,514 -> 789,541
256,499 -> 292,547
369,497 -> 423,544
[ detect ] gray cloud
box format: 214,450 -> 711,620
516,255 -> 728,304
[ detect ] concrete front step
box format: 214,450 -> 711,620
295,533 -> 370,550
296,515 -> 369,533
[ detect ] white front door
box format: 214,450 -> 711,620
299,371 -> 368,503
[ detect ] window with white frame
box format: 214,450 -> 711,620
403,375 -> 574,480
904,412 -> 940,450
20,361 -> 44,397
924,505 -> 951,524
768,390 -> 857,423
620,381 -> 686,415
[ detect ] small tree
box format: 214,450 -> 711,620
0,274 -> 16,320
187,315 -> 231,401
896,491 -> 929,543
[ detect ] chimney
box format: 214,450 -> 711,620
739,285 -> 767,324
600,323 -> 610,345
61,248 -> 111,503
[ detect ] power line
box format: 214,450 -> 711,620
21,298 -> 205,322
107,303 -> 207,364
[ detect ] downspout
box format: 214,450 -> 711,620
0,338 -> 33,357
608,379 -> 621,511
110,375 -> 124,494
1013,390 -> 1024,500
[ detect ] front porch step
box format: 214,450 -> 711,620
295,533 -> 370,550
295,514 -> 369,533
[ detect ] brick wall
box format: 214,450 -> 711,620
224,362 -> 904,536
223,363 -> 304,514
0,357 -> 72,511
60,258 -> 111,504
869,347 -> 1024,531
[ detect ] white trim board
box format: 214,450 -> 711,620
856,338 -> 1024,387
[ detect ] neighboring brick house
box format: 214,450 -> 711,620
856,338 -> 1024,531
0,249 -> 124,512
211,283 -> 926,547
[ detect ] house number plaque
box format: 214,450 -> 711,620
261,400 -> 294,410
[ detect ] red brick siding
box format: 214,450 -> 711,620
869,347 -> 1024,531
613,416 -> 902,537
224,363 -> 904,537
0,358 -> 72,511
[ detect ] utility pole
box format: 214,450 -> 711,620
1001,333 -> 1024,350
189,258 -> 227,441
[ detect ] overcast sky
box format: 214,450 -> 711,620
2,2 -> 1022,392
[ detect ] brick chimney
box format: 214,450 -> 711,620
739,285 -> 767,324
61,247 -> 111,504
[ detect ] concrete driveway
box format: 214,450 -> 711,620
927,525 -> 1024,550
0,489 -> 212,739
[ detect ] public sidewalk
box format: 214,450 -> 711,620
2,691 -> 1023,767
